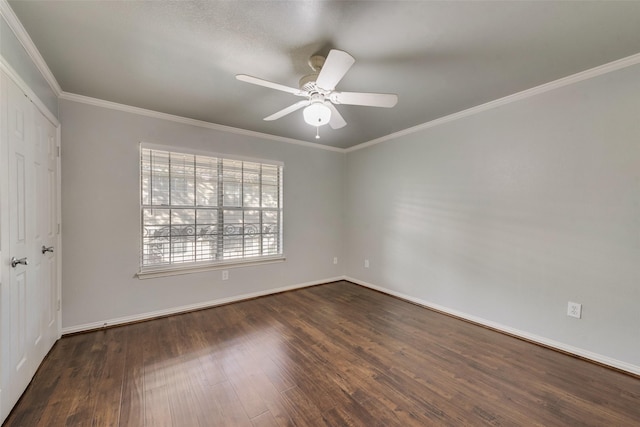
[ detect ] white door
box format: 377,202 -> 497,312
33,98 -> 59,359
0,72 -> 59,421
3,72 -> 34,414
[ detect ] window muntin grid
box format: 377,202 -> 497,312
141,147 -> 282,268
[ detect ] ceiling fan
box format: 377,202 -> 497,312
236,49 -> 398,137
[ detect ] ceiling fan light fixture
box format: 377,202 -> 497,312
303,102 -> 331,127
237,49 -> 398,132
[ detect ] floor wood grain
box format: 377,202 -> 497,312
4,281 -> 639,426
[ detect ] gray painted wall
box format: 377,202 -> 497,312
7,7 -> 639,369
59,99 -> 345,329
1,16 -> 57,117
345,64 -> 640,367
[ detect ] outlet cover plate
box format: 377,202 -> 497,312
567,301 -> 582,318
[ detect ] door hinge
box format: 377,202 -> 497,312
57,146 -> 60,157
57,223 -> 61,234
57,299 -> 61,311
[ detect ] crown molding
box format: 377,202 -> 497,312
59,91 -> 345,153
0,0 -> 62,96
4,0 -> 640,154
1,0 -> 342,152
345,51 -> 640,153
0,55 -> 60,127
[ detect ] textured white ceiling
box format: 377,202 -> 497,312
9,1 -> 640,148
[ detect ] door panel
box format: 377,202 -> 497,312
11,270 -> 27,373
15,154 -> 26,243
31,123 -> 43,355
1,72 -> 60,422
6,74 -> 34,406
47,257 -> 55,328
35,102 -> 58,355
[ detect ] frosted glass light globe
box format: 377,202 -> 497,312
303,103 -> 331,126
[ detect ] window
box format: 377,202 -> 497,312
140,145 -> 283,272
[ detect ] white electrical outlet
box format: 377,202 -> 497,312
222,270 -> 229,280
364,259 -> 370,268
333,257 -> 338,265
567,301 -> 582,318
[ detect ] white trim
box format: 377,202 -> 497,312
0,0 -> 62,96
345,51 -> 640,153
141,141 -> 285,167
137,256 -> 286,280
60,91 -> 345,153
61,276 -> 344,334
0,57 -> 59,127
2,0 -> 338,154
345,276 -> 640,377
3,0 -> 640,153
55,125 -> 62,339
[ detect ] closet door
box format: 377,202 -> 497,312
0,72 -> 59,421
33,99 -> 59,360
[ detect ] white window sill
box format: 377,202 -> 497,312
136,256 -> 286,280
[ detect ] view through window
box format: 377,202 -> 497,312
140,146 -> 283,269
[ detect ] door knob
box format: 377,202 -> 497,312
41,245 -> 54,254
10,257 -> 28,268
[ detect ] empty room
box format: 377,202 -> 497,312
1,1 -> 639,425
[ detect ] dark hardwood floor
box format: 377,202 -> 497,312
4,281 -> 640,426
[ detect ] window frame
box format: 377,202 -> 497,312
137,142 -> 285,279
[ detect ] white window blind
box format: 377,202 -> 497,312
140,146 -> 283,269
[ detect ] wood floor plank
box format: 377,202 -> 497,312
90,328 -> 126,427
63,332 -> 110,427
209,380 -> 253,427
4,281 -> 640,426
250,410 -> 280,427
280,386 -> 328,427
141,322 -> 172,427
118,323 -> 145,427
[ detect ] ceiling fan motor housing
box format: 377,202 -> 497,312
299,73 -> 319,92
299,54 -> 328,92
308,54 -> 326,72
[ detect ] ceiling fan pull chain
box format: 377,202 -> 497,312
315,126 -> 320,139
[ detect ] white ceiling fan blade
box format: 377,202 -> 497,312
330,91 -> 398,108
326,103 -> 347,129
315,50 -> 355,91
236,74 -> 306,96
264,100 -> 310,121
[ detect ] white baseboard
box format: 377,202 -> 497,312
345,276 -> 640,377
61,275 -> 640,376
61,276 -> 345,335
